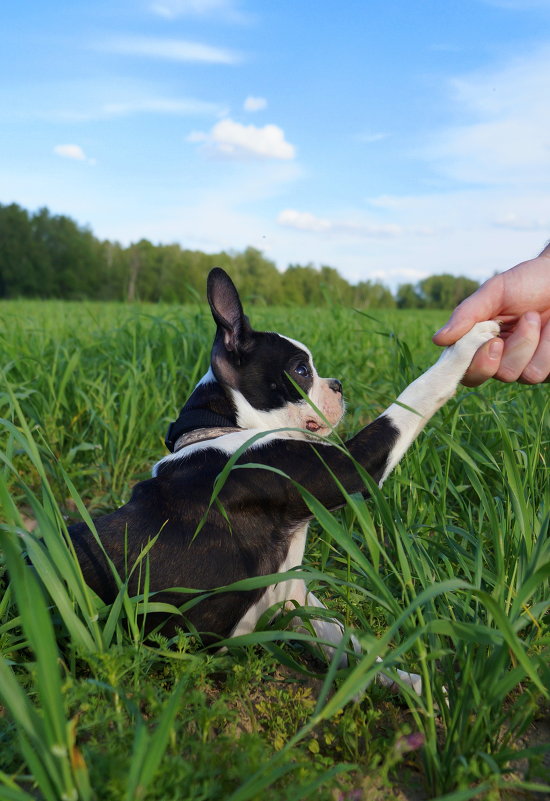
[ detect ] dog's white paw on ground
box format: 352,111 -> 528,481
376,660 -> 423,696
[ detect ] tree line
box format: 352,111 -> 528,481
0,203 -> 480,308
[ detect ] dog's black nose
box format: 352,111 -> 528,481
329,378 -> 343,394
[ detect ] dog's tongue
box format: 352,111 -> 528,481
306,420 -> 321,432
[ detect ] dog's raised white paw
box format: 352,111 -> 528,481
454,320 -> 500,352
445,320 -> 500,367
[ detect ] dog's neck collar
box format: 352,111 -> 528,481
173,426 -> 243,452
166,406 -> 237,452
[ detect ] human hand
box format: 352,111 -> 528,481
432,245 -> 550,386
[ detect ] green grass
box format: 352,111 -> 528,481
0,299 -> 548,801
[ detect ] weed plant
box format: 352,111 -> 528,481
0,299 -> 548,800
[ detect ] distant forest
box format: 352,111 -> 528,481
0,203 -> 480,308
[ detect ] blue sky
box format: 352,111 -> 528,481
1,0 -> 550,289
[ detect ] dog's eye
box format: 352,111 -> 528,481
294,363 -> 310,378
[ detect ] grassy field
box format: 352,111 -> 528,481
0,299 -> 548,801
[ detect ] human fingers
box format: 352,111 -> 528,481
494,312 -> 541,383
520,316 -> 550,384
433,276 -> 504,346
461,337 -> 504,387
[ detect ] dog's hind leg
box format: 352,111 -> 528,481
292,590 -> 422,696
293,590 -> 351,669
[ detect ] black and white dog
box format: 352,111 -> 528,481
70,268 -> 498,693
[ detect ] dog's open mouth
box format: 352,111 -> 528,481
306,420 -> 322,432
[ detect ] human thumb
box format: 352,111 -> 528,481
432,278 -> 502,346
432,307 -> 480,346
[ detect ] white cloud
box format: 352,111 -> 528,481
277,208 -> 433,239
355,131 -> 390,144
98,36 -> 241,65
492,212 -> 550,231
244,96 -> 267,112
277,209 -> 331,233
424,46 -> 550,185
265,185 -> 548,288
188,118 -> 296,160
150,0 -> 248,21
101,96 -> 226,118
53,144 -> 88,161
369,266 -> 431,284
359,189 -> 550,281
0,75 -> 228,123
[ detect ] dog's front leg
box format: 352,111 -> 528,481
275,321 -> 501,511
376,321 -> 500,484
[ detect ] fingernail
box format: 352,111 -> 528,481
525,311 -> 540,325
489,340 -> 501,359
434,325 -> 450,338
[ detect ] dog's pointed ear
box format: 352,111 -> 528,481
207,268 -> 252,354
